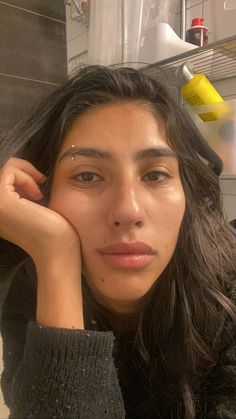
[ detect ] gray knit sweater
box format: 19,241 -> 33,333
1,258 -> 236,419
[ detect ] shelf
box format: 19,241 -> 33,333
140,35 -> 236,87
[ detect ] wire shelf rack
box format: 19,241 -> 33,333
141,35 -> 236,87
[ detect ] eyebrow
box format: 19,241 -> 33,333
58,146 -> 177,164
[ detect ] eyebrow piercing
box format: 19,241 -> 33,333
70,144 -> 76,160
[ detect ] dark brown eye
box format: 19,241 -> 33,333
142,171 -> 169,182
72,172 -> 102,182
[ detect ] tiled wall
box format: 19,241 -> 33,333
0,2 -> 67,416
66,0 -> 236,99
66,1 -> 88,73
0,0 -> 67,131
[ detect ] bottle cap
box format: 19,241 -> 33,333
192,17 -> 205,26
176,62 -> 195,83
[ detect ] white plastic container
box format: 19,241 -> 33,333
187,100 -> 236,176
138,23 -> 198,63
87,0 -> 197,66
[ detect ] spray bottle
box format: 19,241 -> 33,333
186,18 -> 208,47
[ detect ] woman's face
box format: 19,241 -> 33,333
49,102 -> 185,313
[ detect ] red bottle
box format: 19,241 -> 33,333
186,17 -> 208,47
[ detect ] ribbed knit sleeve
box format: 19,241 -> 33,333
9,322 -> 125,418
0,260 -> 126,419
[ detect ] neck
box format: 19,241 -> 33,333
82,276 -> 138,336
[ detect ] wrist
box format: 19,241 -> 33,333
35,250 -> 84,330
32,235 -> 81,269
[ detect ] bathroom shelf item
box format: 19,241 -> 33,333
65,0 -> 89,26
140,35 -> 236,87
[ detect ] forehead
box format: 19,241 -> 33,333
61,102 -> 169,152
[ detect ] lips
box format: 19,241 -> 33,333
97,241 -> 156,255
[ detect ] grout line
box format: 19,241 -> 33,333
0,72 -> 60,86
176,0 -> 209,15
68,49 -> 88,61
67,30 -> 88,43
0,1 -> 65,24
222,193 -> 236,196
185,0 -> 208,11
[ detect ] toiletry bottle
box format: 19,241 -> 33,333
178,63 -> 226,121
186,18 -> 208,47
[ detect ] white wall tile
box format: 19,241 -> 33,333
220,177 -> 236,195
214,77 -> 236,99
68,51 -> 88,74
174,12 -> 181,37
65,3 -> 71,21
175,0 -> 182,14
67,31 -> 88,60
66,19 -> 87,42
186,0 -> 203,8
211,0 -> 236,41
201,0 -> 214,43
222,193 -> 236,221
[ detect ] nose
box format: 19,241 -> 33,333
108,181 -> 144,230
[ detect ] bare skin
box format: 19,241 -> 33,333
0,102 -> 185,333
0,157 -> 84,329
49,103 -> 185,314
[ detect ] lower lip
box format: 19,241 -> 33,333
99,253 -> 154,269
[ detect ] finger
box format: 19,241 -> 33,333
2,157 -> 47,184
1,166 -> 44,199
12,185 -> 44,201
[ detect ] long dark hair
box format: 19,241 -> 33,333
0,65 -> 235,418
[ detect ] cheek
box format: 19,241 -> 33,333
153,188 -> 186,229
154,190 -> 186,254
48,190 -> 97,234
170,191 -> 186,226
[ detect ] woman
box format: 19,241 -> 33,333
0,65 -> 235,419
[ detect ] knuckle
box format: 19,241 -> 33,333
5,157 -> 17,166
4,157 -> 25,170
1,157 -> 18,171
3,159 -> 14,170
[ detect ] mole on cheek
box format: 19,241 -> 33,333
100,278 -> 105,282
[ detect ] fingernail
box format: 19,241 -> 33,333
34,192 -> 44,200
39,176 -> 47,184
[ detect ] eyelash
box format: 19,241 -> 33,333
71,171 -> 170,184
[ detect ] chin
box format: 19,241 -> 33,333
95,277 -> 152,303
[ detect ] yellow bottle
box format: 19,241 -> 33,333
178,63 -> 225,121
